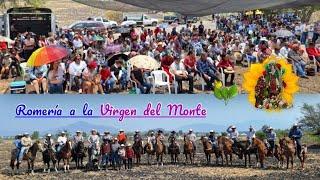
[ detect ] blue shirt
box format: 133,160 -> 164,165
196,59 -> 217,75
289,128 -> 303,139
29,65 -> 48,80
266,131 -> 276,141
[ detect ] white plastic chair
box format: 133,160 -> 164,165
151,70 -> 171,94
19,62 -> 30,81
309,55 -> 318,73
219,67 -> 226,87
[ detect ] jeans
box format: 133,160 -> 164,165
246,54 -> 257,63
49,83 -> 64,94
294,61 -> 306,77
294,138 -> 302,157
312,32 -> 319,43
102,78 -> 115,91
111,151 -> 119,167
300,32 -> 308,45
18,146 -> 28,161
202,70 -> 219,89
100,153 -> 110,166
137,82 -> 152,94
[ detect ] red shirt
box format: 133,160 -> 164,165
217,59 -> 234,68
100,68 -> 111,81
125,148 -> 134,158
306,47 -> 320,57
184,55 -> 196,68
101,143 -> 111,154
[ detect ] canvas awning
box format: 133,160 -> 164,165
73,0 -> 320,16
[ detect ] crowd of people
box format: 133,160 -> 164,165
12,123 -> 304,170
1,12 -> 319,94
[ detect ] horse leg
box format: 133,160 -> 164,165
286,157 -> 289,169
230,153 -> 233,166
225,153 -> 228,166
290,156 -> 294,170
161,155 -> 163,166
63,159 -> 67,173
67,159 -> 70,171
245,154 -> 247,168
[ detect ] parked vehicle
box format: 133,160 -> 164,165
0,7 -> 56,39
68,21 -> 105,31
122,12 -> 158,27
163,12 -> 199,24
87,17 -> 118,28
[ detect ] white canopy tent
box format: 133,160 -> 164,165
73,0 -> 320,16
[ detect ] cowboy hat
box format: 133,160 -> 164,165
224,66 -> 235,74
158,130 -> 163,133
120,144 -> 125,147
268,127 -> 273,130
189,129 -> 193,132
47,133 -> 52,137
230,125 -> 236,129
135,130 -> 140,133
76,130 -> 81,133
114,138 -> 118,141
61,131 -> 66,134
293,123 -> 298,127
104,130 -> 110,133
171,130 -> 176,133
127,143 -> 132,147
119,129 -> 124,132
150,131 -> 154,134
91,129 -> 97,132
210,130 -> 214,133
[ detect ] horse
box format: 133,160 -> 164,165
86,142 -> 100,170
217,136 -> 233,166
300,144 -> 307,169
144,142 -> 154,165
279,137 -> 295,170
42,146 -> 58,173
133,140 -> 144,166
57,140 -> 72,172
200,136 -> 213,165
274,144 -> 285,168
183,136 -> 195,164
251,138 -> 267,168
155,138 -> 165,166
168,138 -> 180,165
73,141 -> 86,169
10,140 -> 43,175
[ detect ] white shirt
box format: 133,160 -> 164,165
68,61 -> 87,76
170,61 -> 186,75
280,47 -> 290,58
247,129 -> 256,139
73,38 -> 83,48
57,136 -> 67,145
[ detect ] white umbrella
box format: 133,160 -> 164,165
128,55 -> 160,70
274,29 -> 294,38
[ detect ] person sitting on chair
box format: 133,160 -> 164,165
29,64 -> 48,94
217,53 -> 235,86
48,61 -> 65,94
170,54 -> 194,93
196,52 -> 220,90
131,65 -> 152,94
110,60 -> 127,90
68,54 -> 87,93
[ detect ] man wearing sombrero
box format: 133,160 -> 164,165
266,126 -> 277,155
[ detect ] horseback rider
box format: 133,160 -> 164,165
186,129 -> 196,151
117,129 -> 127,145
43,134 -> 55,152
208,130 -> 217,151
13,134 -> 22,160
156,130 -> 166,154
73,130 -> 84,149
134,130 -> 143,145
56,131 -> 67,153
18,132 -> 32,163
289,123 -> 303,157
88,129 -> 100,162
226,125 -> 239,153
102,131 -> 113,143
168,131 -> 179,151
147,131 -> 156,151
266,127 -> 276,155
246,126 -> 256,149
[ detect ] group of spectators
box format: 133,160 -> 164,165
1,12 -> 320,94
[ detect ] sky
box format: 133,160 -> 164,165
0,94 -> 319,135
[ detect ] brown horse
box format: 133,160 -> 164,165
10,140 -> 43,175
155,138 -> 165,166
133,140 -> 144,166
57,140 -> 72,172
200,136 -> 213,164
274,144 -> 285,168
251,138 -> 267,168
300,144 -> 307,169
217,136 -> 233,166
279,137 -> 295,170
168,139 -> 180,165
183,136 -> 195,164
144,142 -> 154,165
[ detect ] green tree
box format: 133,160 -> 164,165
255,130 -> 266,139
299,103 -> 320,133
31,131 -> 39,140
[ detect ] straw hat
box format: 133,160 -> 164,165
224,67 -> 235,74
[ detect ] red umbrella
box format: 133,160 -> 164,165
27,45 -> 69,67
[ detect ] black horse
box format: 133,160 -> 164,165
73,141 -> 87,169
42,145 -> 58,173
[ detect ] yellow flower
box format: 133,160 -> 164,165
242,55 -> 299,110
214,80 -> 223,89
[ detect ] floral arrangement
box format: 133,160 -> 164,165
243,55 -> 299,110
